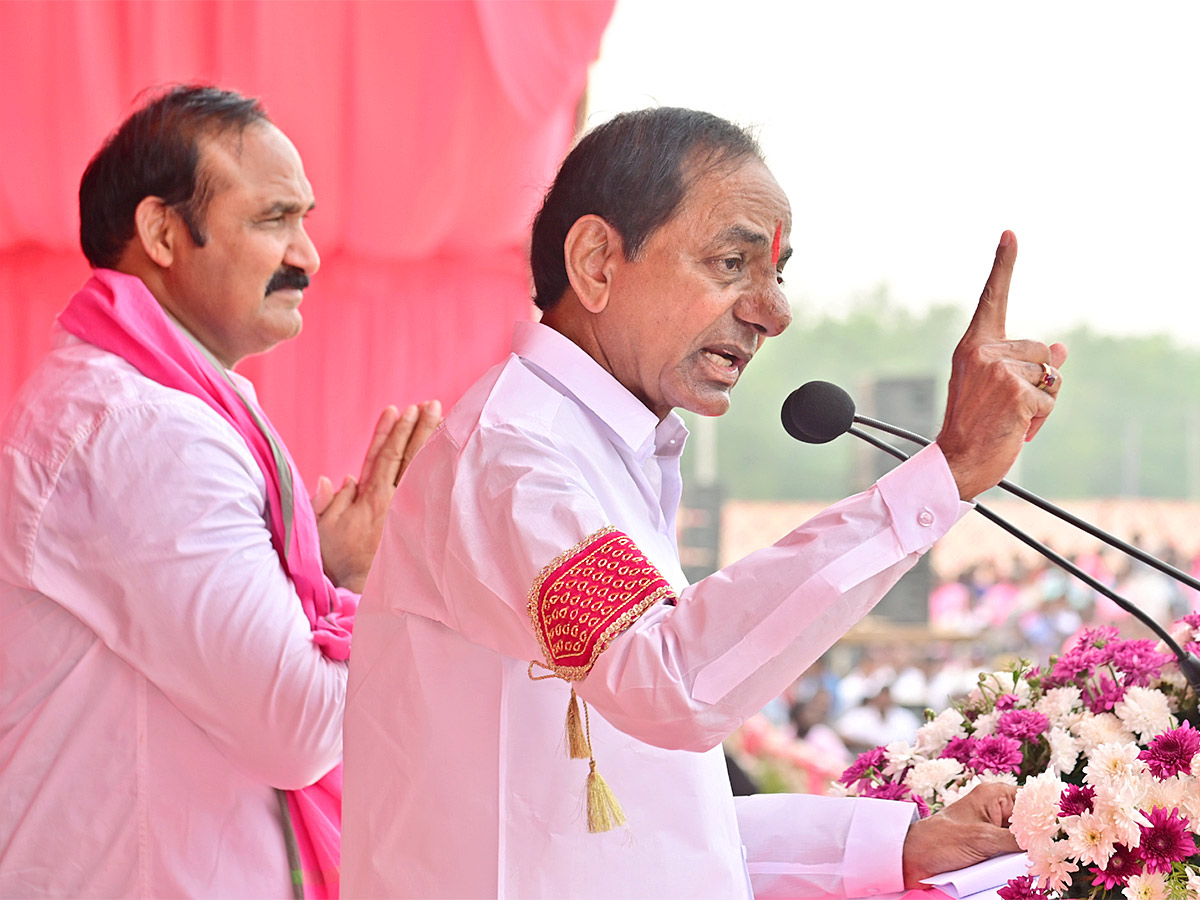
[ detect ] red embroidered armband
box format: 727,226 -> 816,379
528,526 -> 675,681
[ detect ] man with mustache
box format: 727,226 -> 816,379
342,108 -> 1065,898
0,85 -> 438,898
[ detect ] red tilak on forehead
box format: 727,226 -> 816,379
771,222 -> 782,267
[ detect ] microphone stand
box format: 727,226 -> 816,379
849,425 -> 1200,696
854,413 -> 1200,594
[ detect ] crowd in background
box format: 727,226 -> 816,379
726,537 -> 1200,794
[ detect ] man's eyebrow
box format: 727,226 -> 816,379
261,199 -> 316,215
716,224 -> 770,248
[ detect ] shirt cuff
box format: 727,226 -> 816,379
876,443 -> 972,556
842,798 -> 919,898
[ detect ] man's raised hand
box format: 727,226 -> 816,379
314,400 -> 442,592
937,231 -> 1068,501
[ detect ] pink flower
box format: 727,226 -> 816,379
1058,783 -> 1095,817
858,781 -> 931,818
997,709 -> 1050,743
998,875 -> 1051,899
1089,843 -> 1142,889
1082,672 -> 1125,714
839,746 -> 886,787
968,734 -> 1023,774
940,735 -> 976,765
1110,639 -> 1170,686
1136,806 -> 1197,874
1140,721 -> 1200,780
996,693 -> 1020,711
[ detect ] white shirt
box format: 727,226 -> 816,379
0,330 -> 347,898
344,321 -> 970,899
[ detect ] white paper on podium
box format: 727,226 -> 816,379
921,852 -> 1029,899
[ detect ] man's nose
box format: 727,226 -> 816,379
736,280 -> 792,338
287,224 -> 321,276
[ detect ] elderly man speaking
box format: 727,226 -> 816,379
342,108 -> 1066,898
0,86 -> 438,899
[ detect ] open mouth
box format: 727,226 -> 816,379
701,346 -> 750,371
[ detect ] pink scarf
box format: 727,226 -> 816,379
59,269 -> 350,900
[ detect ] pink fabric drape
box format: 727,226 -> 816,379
0,0 -> 614,482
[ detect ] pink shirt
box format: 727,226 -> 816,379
342,322 -> 969,899
0,331 -> 347,898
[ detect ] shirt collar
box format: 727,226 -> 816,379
512,320 -> 687,457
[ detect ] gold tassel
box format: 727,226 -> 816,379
586,760 -> 626,833
565,688 -> 589,759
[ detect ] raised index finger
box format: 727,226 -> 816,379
966,230 -> 1017,339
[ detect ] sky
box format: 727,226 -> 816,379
586,1 -> 1200,346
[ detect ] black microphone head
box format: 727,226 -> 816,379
781,381 -> 856,444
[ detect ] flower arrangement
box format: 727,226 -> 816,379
835,618 -> 1200,898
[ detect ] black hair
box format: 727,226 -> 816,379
529,107 -> 763,310
79,84 -> 269,269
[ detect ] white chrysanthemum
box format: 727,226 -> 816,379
1011,770 -> 1065,851
1076,714 -> 1136,754
883,741 -> 923,777
825,781 -> 851,798
1093,781 -> 1151,849
1026,838 -> 1078,894
1122,871 -> 1168,900
905,757 -> 964,799
940,774 -> 983,808
1114,686 -> 1175,742
1037,686 -> 1083,727
978,771 -> 1018,788
1186,865 -> 1200,899
1157,667 -> 1188,693
1047,727 -> 1081,776
972,710 -> 1000,736
914,708 -> 965,755
1063,809 -> 1116,867
1086,741 -> 1148,787
1177,777 -> 1200,826
1140,774 -> 1185,816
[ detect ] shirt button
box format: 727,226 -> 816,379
917,508 -> 935,527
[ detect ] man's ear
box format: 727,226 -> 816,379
132,196 -> 178,268
563,215 -> 621,314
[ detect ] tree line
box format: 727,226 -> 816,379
694,288 -> 1200,501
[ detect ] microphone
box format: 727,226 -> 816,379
782,381 -> 1200,593
780,381 -> 1200,695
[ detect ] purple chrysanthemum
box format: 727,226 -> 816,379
968,734 -> 1023,774
839,746 -> 886,787
859,781 -> 914,804
995,693 -> 1020,711
1082,672 -> 1125,714
1140,721 -> 1200,780
1058,783 -> 1095,818
997,709 -> 1050,743
940,735 -> 976,765
1089,843 -> 1142,889
1110,639 -> 1170,686
1181,613 -> 1200,630
998,875 -> 1051,899
1136,806 -> 1197,874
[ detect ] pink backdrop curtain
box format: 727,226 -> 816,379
0,0 -> 614,481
